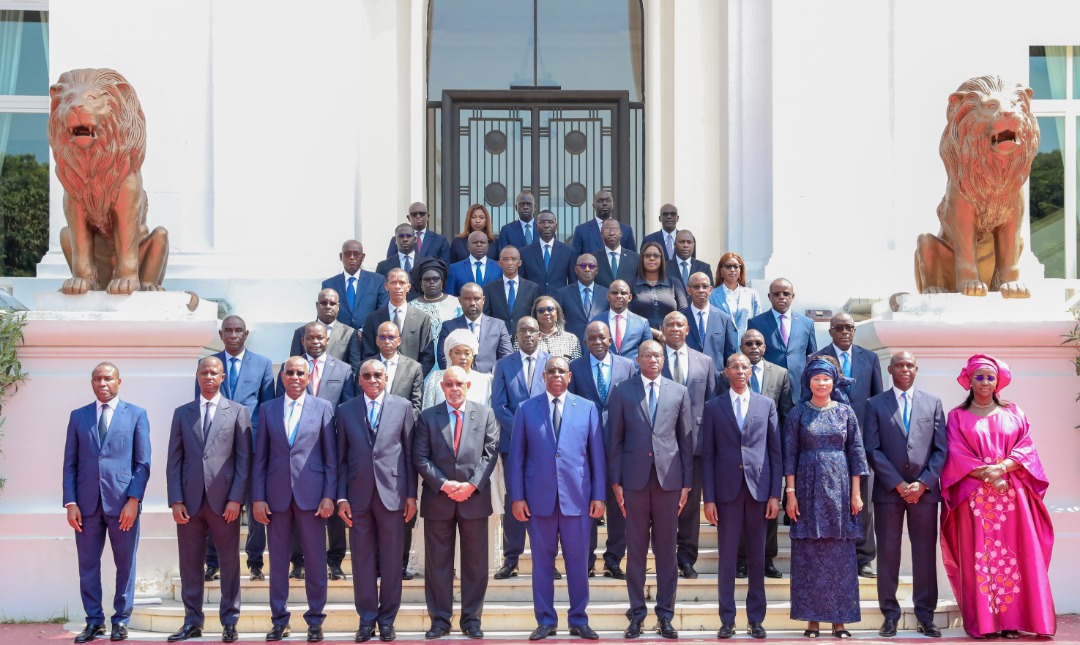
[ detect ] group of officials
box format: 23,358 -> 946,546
62,193 -> 947,643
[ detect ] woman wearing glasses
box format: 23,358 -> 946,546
629,240 -> 688,332
939,354 -> 1055,639
421,328 -> 494,409
710,251 -> 760,337
524,296 -> 582,362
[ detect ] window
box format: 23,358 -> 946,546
0,5 -> 50,277
1028,46 -> 1080,279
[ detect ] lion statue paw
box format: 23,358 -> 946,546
996,281 -> 1030,299
106,277 -> 141,295
959,280 -> 988,297
61,277 -> 95,295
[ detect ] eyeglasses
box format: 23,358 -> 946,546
576,263 -> 598,270
316,300 -> 337,306
722,263 -> 742,270
545,368 -> 569,375
642,253 -> 663,259
377,335 -> 399,341
973,374 -> 997,383
409,211 -> 428,216
341,251 -> 363,258
770,291 -> 792,297
831,324 -> 855,332
518,328 -> 540,336
359,373 -> 385,380
396,232 -> 415,239
283,369 -> 307,377
660,211 -> 678,217
742,340 -> 764,347
535,306 -> 557,314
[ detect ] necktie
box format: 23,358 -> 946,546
648,382 -> 657,424
474,260 -> 483,284
468,321 -> 476,336
507,280 -> 517,311
840,351 -> 852,378
525,356 -> 534,389
901,391 -> 910,434
393,308 -> 403,333
310,359 -> 321,396
403,255 -> 412,274
415,231 -> 423,254
614,314 -> 623,351
452,409 -> 463,454
583,287 -> 592,315
287,400 -> 299,446
595,361 -> 608,403
227,357 -> 239,396
524,223 -> 533,245
778,313 -> 789,346
543,244 -> 551,271
552,397 -> 562,442
666,234 -> 675,259
346,276 -> 357,311
697,310 -> 706,346
681,260 -> 690,286
750,366 -> 761,394
97,404 -> 109,445
369,400 -> 379,433
610,251 -> 619,276
203,401 -> 213,442
736,395 -> 745,430
672,350 -> 685,385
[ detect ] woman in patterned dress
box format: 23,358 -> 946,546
526,295 -> 581,362
940,354 -> 1055,639
409,256 -> 462,348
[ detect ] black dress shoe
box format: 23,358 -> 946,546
329,564 -> 346,580
678,563 -> 698,579
603,564 -> 626,580
588,568 -> 596,577
307,624 -> 324,642
570,624 -> 599,640
110,624 -> 128,641
656,617 -> 678,639
748,622 -> 767,639
250,565 -> 265,581
623,619 -> 644,639
74,624 -> 105,643
553,568 -> 563,580
289,564 -> 305,579
425,626 -> 451,639
858,563 -> 877,578
918,621 -> 943,638
493,564 -> 518,579
529,625 -> 557,641
266,624 -> 291,641
764,563 -> 783,578
717,624 -> 735,639
204,565 -> 220,581
735,564 -> 748,578
167,623 -> 203,641
223,624 -> 239,642
879,618 -> 898,637
401,568 -> 415,581
379,624 -> 396,642
355,624 -> 377,642
462,625 -> 484,639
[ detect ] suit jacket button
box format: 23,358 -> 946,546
739,464 -> 744,469
98,456 -> 103,461
556,452 -> 560,458
648,452 -> 653,457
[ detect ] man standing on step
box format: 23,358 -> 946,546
167,356 -> 252,643
63,362 -> 151,644
608,340 -> 693,639
509,357 -> 607,641
702,353 -> 781,640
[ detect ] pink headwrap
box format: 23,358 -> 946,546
956,353 -> 1011,392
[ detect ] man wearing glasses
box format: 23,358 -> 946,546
323,239 -> 389,331
746,278 -> 817,403
384,202 -> 451,266
377,224 -> 419,278
554,254 -> 609,340
642,203 -> 682,262
289,288 -> 363,372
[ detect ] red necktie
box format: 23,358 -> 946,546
416,231 -> 423,254
615,314 -> 623,351
452,409 -> 463,455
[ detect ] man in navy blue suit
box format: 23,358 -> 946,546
447,232 -> 503,296
554,254 -> 608,340
667,232 -> 713,292
376,223 -> 419,279
437,282 -> 513,373
682,272 -> 738,372
497,191 -> 537,252
570,190 -> 637,259
323,239 -> 390,331
509,357 -> 606,641
482,246 -> 541,335
641,203 -> 681,261
593,219 -> 640,288
520,210 -> 576,296
702,353 -> 781,640
63,362 -> 151,644
746,278 -> 817,403
384,202 -> 451,265
589,280 -> 652,359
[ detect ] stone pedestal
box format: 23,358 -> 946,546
0,292 -> 217,621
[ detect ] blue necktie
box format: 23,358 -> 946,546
346,276 -> 357,311
507,279 -> 516,311
901,391 -> 910,434
543,244 -> 551,271
610,251 -> 619,276
680,260 -> 689,286
524,223 -> 533,245
648,382 -> 657,424
840,351 -> 852,378
736,395 -> 745,430
583,287 -> 592,315
227,356 -> 239,396
750,367 -> 761,394
369,400 -> 379,430
97,404 -> 109,445
203,401 -> 214,442
474,260 -> 483,284
286,400 -> 300,446
697,311 -> 706,346
402,255 -> 412,274
595,361 -> 608,403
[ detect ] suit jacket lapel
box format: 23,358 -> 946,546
720,394 -> 738,429
101,402 -> 125,451
635,379 -> 652,426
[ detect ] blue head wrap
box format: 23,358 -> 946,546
800,356 -> 853,404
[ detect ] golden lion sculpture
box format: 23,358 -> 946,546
47,68 -> 168,294
915,75 -> 1039,298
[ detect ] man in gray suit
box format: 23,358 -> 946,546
361,268 -> 436,375
374,321 -> 423,418
413,367 -> 499,639
337,360 -> 417,642
289,288 -> 362,371
608,340 -> 694,639
166,356 -> 252,642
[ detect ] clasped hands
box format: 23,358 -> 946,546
972,463 -> 1009,494
894,481 -> 927,504
441,480 -> 477,502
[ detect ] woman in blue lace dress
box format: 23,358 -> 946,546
784,356 -> 869,639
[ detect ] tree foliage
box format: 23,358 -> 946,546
0,309 -> 28,492
1029,150 -> 1064,222
0,154 -> 50,277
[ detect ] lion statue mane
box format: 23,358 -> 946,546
915,75 -> 1039,298
48,68 -> 168,294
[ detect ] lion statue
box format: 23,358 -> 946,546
47,68 -> 168,294
915,75 -> 1039,298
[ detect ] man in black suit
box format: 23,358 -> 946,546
413,367 -> 500,639
570,190 -> 637,258
667,232 -> 713,291
641,203 -> 681,261
660,312 -> 717,580
376,223 -> 419,278
337,359 -> 417,643
594,218 -> 640,288
437,282 -> 513,373
373,321 -> 423,418
482,246 -> 540,335
864,351 -> 947,639
289,288 -> 362,371
384,202 -> 451,265
554,254 -> 609,340
360,268 -> 436,375
497,191 -> 537,252
166,356 -> 252,643
520,209 -> 576,296
323,240 -> 390,331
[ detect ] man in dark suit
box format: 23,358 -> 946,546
593,218 -> 640,288
497,191 -> 537,252
491,317 -> 551,578
660,312 -> 717,580
570,190 -> 637,258
590,280 -> 652,359
412,367 -> 499,639
746,278 -> 817,403
376,223 -> 419,279
166,357 -> 252,643
203,315 -> 275,582
520,210 -> 576,296
608,341 -> 694,639
337,360 -> 417,643
437,282 -> 513,373
509,357 -> 606,641
641,203 -> 681,261
864,351 -> 947,639
323,239 -> 390,331
63,362 -> 151,644
667,231 -> 713,291
702,353 -> 781,640
811,312 -> 883,578
569,321 -> 636,579
384,202 -> 451,265
289,288 -> 362,371
682,272 -> 738,372
252,357 -> 338,643
447,232 -> 503,296
482,246 -> 541,335
373,320 -> 424,418
554,254 -> 609,340
360,268 -> 436,375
